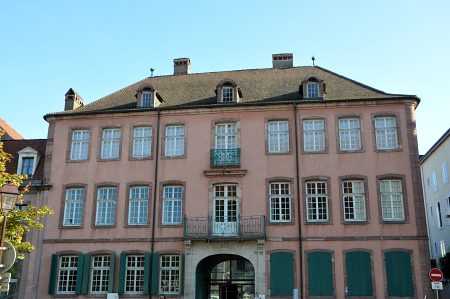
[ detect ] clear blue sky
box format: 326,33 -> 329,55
1,0 -> 449,154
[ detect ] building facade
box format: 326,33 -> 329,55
420,128 -> 450,266
35,54 -> 430,298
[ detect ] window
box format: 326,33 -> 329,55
268,121 -> 289,153
160,255 -> 181,294
380,179 -> 405,221
269,182 -> 291,222
437,202 -> 443,228
132,127 -> 152,158
222,87 -> 234,102
128,186 -> 149,225
95,187 -> 117,226
374,116 -> 398,150
303,119 -> 325,152
306,82 -> 319,98
90,255 -> 111,294
215,123 -> 237,149
101,128 -> 121,159
125,255 -> 145,294
165,125 -> 185,157
70,130 -> 89,160
338,118 -> 361,151
57,256 -> 79,294
306,181 -> 328,222
162,186 -> 183,224
307,252 -> 333,296
432,171 -> 439,192
270,252 -> 294,296
442,161 -> 448,184
63,188 -> 84,226
213,185 -> 238,235
440,240 -> 446,257
141,91 -> 152,107
21,157 -> 34,177
342,180 -> 366,222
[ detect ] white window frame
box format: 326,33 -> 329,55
125,255 -> 145,295
57,256 -> 78,294
164,125 -> 185,157
100,128 -> 121,159
128,186 -> 149,225
374,116 -> 398,150
303,119 -> 325,152
338,118 -> 361,151
342,180 -> 366,222
132,127 -> 152,158
442,161 -> 448,184
222,87 -> 234,102
306,181 -> 328,222
306,82 -> 319,98
432,171 -> 439,192
95,187 -> 117,226
160,255 -> 181,294
268,121 -> 289,153
380,179 -> 405,221
215,123 -> 237,150
89,255 -> 110,294
70,129 -> 90,160
63,188 -> 85,226
17,147 -> 39,177
269,182 -> 291,222
141,91 -> 153,107
440,240 -> 446,258
162,186 -> 183,225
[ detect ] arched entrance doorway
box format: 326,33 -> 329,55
196,254 -> 255,299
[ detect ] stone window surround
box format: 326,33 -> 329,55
92,183 -> 120,229
302,176 -> 332,225
158,180 -> 186,228
376,174 -> 409,224
98,126 -> 123,161
124,182 -> 152,228
161,122 -> 187,159
66,127 -> 92,163
335,114 -> 365,154
265,177 -> 295,225
371,112 -> 403,153
265,118 -> 293,156
128,124 -> 154,161
59,183 -> 88,229
338,175 -> 370,225
300,116 -> 329,154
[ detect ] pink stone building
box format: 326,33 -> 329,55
34,54 -> 430,298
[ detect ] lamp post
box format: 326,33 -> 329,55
0,184 -> 19,270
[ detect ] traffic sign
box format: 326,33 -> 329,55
431,281 -> 443,290
429,268 -> 444,282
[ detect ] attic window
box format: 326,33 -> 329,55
17,147 -> 40,179
301,75 -> 325,99
222,87 -> 234,102
141,91 -> 152,107
306,82 -> 319,98
136,84 -> 162,108
216,79 -> 241,103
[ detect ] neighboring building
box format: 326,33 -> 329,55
2,138 -> 49,299
420,128 -> 450,267
0,118 -> 24,140
35,54 -> 430,298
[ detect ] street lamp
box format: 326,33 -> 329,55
0,184 -> 19,271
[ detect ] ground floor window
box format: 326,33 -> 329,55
160,255 -> 181,294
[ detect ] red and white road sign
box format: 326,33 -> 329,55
429,268 -> 444,282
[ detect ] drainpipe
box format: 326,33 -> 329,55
149,109 -> 161,298
293,104 -> 304,298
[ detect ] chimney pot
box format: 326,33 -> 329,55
64,88 -> 84,111
173,58 -> 191,75
272,53 -> 293,68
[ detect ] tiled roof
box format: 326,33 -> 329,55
0,118 -> 24,140
45,65 -> 418,118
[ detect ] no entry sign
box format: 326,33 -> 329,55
429,268 -> 444,282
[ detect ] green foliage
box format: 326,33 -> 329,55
0,130 -> 53,259
440,252 -> 450,279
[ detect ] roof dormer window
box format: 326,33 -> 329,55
306,82 -> 319,98
17,147 -> 40,178
222,87 -> 234,102
301,75 -> 325,99
135,84 -> 163,108
141,91 -> 153,107
216,79 -> 242,103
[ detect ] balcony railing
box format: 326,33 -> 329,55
184,215 -> 265,240
210,149 -> 240,167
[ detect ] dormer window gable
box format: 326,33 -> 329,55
300,75 -> 326,99
216,79 -> 242,103
135,84 -> 163,108
17,147 -> 40,178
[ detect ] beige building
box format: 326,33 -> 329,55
34,54 -> 430,298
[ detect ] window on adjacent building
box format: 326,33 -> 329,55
268,121 -> 289,153
442,161 -> 448,184
165,125 -> 185,157
128,186 -> 149,225
269,182 -> 291,222
141,91 -> 153,107
125,255 -> 145,294
70,130 -> 90,160
342,180 -> 366,222
306,82 -> 319,98
160,255 -> 181,294
90,255 -> 111,294
162,186 -> 183,225
306,181 -> 328,222
380,179 -> 405,221
374,116 -> 398,150
57,256 -> 79,294
21,157 -> 34,177
101,128 -> 121,159
63,188 -> 85,226
95,187 -> 117,226
432,171 -> 439,192
303,119 -> 325,152
437,202 -> 443,228
338,118 -> 361,151
222,87 -> 234,102
440,240 -> 447,257
132,127 -> 152,158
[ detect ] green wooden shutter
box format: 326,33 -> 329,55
81,253 -> 91,294
151,252 -> 160,295
270,252 -> 294,296
118,252 -> 127,295
346,251 -> 373,296
108,252 -> 116,293
385,251 -> 414,297
48,254 -> 59,295
307,251 -> 333,296
143,252 -> 151,295
180,253 -> 185,294
75,253 -> 85,295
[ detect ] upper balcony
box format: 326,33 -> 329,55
210,149 -> 240,167
184,215 -> 265,240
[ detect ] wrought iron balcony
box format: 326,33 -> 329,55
210,149 -> 240,167
184,215 -> 265,240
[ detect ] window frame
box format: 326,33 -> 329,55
127,185 -> 150,226
69,129 -> 90,161
124,254 -> 146,295
267,120 -> 290,154
56,255 -> 79,295
269,181 -> 292,223
161,184 -> 184,226
341,179 -> 368,223
221,86 -> 235,103
94,185 -> 118,227
304,179 -> 330,223
302,118 -> 326,153
214,122 -> 238,150
337,117 -> 362,152
141,91 -> 153,108
442,161 -> 449,185
159,254 -> 181,295
163,124 -> 186,158
131,126 -> 153,159
89,254 -> 111,294
62,187 -> 85,227
377,177 -> 407,223
100,128 -> 121,160
373,115 -> 400,151
305,81 -> 320,98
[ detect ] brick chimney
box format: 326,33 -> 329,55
173,58 -> 190,75
272,53 -> 294,68
64,88 -> 84,111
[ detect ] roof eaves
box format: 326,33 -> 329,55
419,128 -> 450,164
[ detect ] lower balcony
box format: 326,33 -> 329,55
210,149 -> 240,167
184,215 -> 265,240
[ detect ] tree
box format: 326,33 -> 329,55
0,130 -> 53,259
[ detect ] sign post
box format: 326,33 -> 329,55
429,268 -> 444,299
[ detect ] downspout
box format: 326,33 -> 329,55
293,104 -> 304,298
149,109 -> 161,298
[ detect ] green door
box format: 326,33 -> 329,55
346,251 -> 373,296
385,251 -> 414,297
270,252 -> 294,296
307,252 -> 333,296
